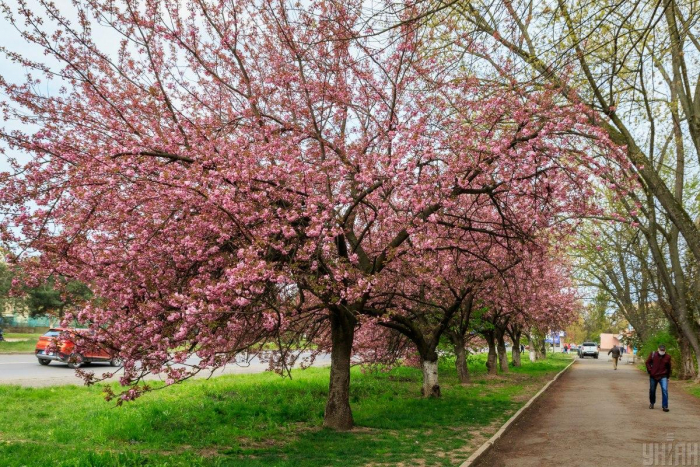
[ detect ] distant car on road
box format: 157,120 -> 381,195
579,342 -> 599,359
35,328 -> 121,368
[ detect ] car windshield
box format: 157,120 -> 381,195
43,331 -> 61,337
583,343 -> 596,346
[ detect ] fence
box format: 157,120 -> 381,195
0,315 -> 59,332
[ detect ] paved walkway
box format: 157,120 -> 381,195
474,356 -> 700,466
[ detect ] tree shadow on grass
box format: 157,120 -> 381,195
0,359 -> 560,467
214,373 -> 518,467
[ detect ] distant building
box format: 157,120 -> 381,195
600,333 -> 632,353
1,298 -> 28,326
0,304 -> 13,320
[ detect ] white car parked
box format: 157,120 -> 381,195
579,342 -> 599,359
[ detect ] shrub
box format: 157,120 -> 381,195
639,331 -> 679,377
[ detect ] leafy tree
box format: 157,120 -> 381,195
424,0 -> 700,382
0,0 -> 620,429
0,261 -> 18,325
24,277 -> 92,319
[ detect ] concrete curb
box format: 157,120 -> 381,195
459,358 -> 576,467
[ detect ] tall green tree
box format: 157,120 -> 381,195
24,277 -> 92,319
420,0 -> 700,381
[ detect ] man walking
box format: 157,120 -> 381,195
646,344 -> 672,412
608,344 -> 622,370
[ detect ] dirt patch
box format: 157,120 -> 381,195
510,379 -> 549,403
196,447 -> 220,458
481,374 -> 508,382
445,419 -> 504,465
366,458 -> 427,467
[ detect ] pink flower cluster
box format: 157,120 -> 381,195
0,0 -> 627,410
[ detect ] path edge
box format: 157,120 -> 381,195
459,358 -> 576,467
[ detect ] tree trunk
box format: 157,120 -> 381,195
323,309 -> 356,430
420,357 -> 441,397
511,333 -> 522,367
538,337 -> 547,359
484,330 -> 498,375
674,315 -> 700,382
676,332 -> 697,381
528,334 -> 537,362
639,197 -> 700,383
455,342 -> 470,384
495,328 -> 509,373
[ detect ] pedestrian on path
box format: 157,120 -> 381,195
646,344 -> 672,412
608,345 -> 622,370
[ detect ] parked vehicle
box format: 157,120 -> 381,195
0,328 -> 4,342
579,341 -> 599,359
35,328 -> 121,368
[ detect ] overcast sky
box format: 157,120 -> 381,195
0,2 -> 59,172
0,2 -> 123,173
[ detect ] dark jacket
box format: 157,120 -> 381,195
646,352 -> 672,381
608,346 -> 621,358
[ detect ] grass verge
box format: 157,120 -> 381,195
0,353 -> 572,466
4,333 -> 43,340
0,340 -> 36,353
0,334 -> 40,353
676,378 -> 700,403
683,383 -> 700,398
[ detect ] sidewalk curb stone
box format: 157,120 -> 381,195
459,358 -> 576,467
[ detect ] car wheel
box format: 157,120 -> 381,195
67,354 -> 84,369
110,357 -> 123,367
38,358 -> 51,366
594,355 -> 599,359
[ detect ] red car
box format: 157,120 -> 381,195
35,328 -> 122,368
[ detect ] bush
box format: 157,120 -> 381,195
639,331 -> 679,377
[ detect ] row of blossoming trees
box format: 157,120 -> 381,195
0,0 -> 625,430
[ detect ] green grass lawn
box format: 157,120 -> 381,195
0,353 -> 572,467
0,333 -> 41,353
686,384 -> 700,398
678,377 -> 700,402
4,333 -> 43,340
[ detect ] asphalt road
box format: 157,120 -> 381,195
473,355 -> 700,467
0,351 -> 331,387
